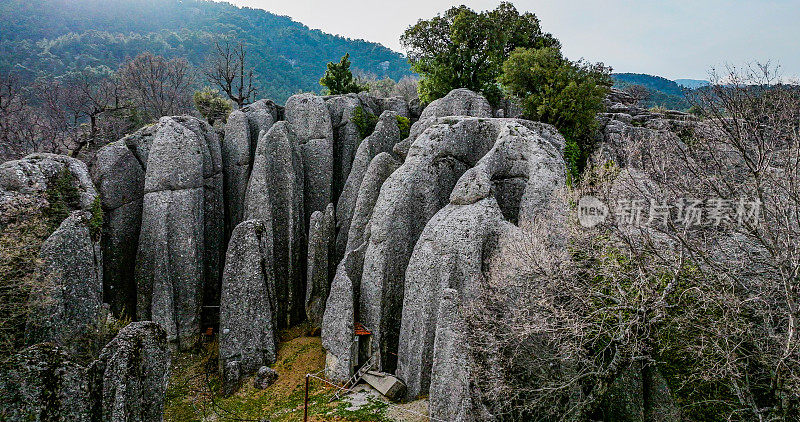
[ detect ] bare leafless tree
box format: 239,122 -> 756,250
204,40 -> 257,107
118,52 -> 195,121
623,84 -> 650,105
467,63 -> 800,421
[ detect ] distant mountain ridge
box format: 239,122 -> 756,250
611,73 -> 692,110
0,0 -> 413,103
675,79 -> 711,89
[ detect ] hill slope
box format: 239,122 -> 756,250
612,73 -> 690,110
0,0 -> 413,103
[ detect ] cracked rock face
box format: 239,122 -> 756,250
88,321 -> 171,422
244,121 -> 306,327
305,203 -> 335,328
219,219 -> 278,393
25,211 -> 103,356
133,117 -> 224,350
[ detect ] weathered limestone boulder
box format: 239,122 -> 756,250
335,111 -> 403,259
393,88 -> 493,159
219,220 -> 278,394
253,365 -> 278,389
0,344 -> 91,421
244,121 -> 306,327
25,211 -> 103,356
91,141 -> 144,317
396,118 -> 566,407
360,116 -> 562,372
1,153 -> 98,228
322,153 -> 400,381
429,288 -> 476,421
136,118 -> 206,350
321,247 -> 364,382
88,321 -> 170,422
305,203 -> 335,328
345,153 -> 401,254
285,93 -> 334,222
222,100 -> 279,233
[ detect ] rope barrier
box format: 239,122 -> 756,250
305,373 -> 449,422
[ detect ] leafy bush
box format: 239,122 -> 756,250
499,47 -> 612,182
352,106 -> 378,139
395,115 -> 411,139
194,88 -> 233,125
319,53 -> 365,95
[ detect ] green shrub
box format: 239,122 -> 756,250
352,106 -> 378,139
499,47 -> 612,181
43,168 -> 81,232
395,115 -> 411,139
194,87 -> 233,125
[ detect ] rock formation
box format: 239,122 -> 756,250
0,344 -> 91,421
219,219 -> 278,393
135,116 -> 224,350
285,93 -> 335,222
335,110 -> 404,259
305,203 -> 335,328
222,100 -> 279,232
244,121 -> 305,327
25,210 -> 103,356
88,321 -> 171,422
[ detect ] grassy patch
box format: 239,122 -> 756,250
164,335 -> 394,421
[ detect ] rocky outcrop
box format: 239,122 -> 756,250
222,100 -> 279,233
253,365 -> 278,389
335,111 -> 403,259
219,220 -> 278,394
305,203 -> 335,328
244,121 -> 305,327
0,344 -> 91,421
359,116 -> 563,373
135,117 -> 223,350
395,116 -> 566,413
321,247 -> 363,382
88,321 -> 170,422
345,153 -> 401,254
25,211 -> 103,356
285,93 -> 334,222
393,88 -> 493,159
91,141 -> 144,317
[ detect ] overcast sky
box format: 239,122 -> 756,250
222,0 -> 799,80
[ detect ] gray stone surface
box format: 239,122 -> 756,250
429,288 -> 475,422
88,321 -> 171,422
136,118 -> 206,350
25,211 -> 103,356
253,366 -> 278,389
222,100 -> 279,233
344,153 -> 400,254
219,220 -> 278,391
285,93 -> 334,221
91,141 -> 144,317
0,344 -> 91,421
396,116 -> 566,409
359,115 -> 562,372
305,203 -> 335,328
335,111 -> 402,259
321,247 -> 364,382
244,121 -> 306,327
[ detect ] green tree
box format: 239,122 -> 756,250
499,47 -> 612,180
319,53 -> 364,95
193,87 -> 233,125
401,2 -> 559,105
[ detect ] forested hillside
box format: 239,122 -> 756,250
0,0 -> 413,103
612,72 -> 690,110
